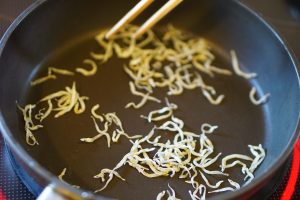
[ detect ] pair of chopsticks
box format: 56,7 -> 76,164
105,0 -> 183,39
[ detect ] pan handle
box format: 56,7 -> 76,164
37,184 -> 84,200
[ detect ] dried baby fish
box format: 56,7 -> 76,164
17,103 -> 43,146
31,67 -> 74,86
249,87 -> 270,105
230,50 -> 257,79
76,59 -> 98,76
81,108 -> 142,147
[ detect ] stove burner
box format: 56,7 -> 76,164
0,138 -> 35,200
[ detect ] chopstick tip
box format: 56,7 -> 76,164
105,32 -> 112,40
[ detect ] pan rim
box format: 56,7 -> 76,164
0,0 -> 299,199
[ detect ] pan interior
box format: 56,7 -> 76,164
20,31 -> 266,199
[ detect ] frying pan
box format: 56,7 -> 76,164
0,0 -> 299,199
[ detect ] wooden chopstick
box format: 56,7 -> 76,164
105,0 -> 154,39
133,0 -> 183,39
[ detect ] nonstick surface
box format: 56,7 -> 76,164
0,0 -> 299,199
21,31 -> 265,199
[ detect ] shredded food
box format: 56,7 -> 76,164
230,50 -> 257,79
58,168 -> 67,182
17,103 -> 43,146
141,98 -> 177,122
58,168 -> 80,188
92,24 -> 235,107
76,59 -> 98,76
80,106 -> 142,147
39,82 -> 89,118
125,81 -> 161,109
18,82 -> 88,145
31,67 -> 74,86
93,102 -> 265,199
249,87 -> 270,105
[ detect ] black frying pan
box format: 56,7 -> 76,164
0,0 -> 299,199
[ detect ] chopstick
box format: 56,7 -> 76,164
106,0 -> 183,40
105,0 -> 155,39
134,0 -> 183,39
